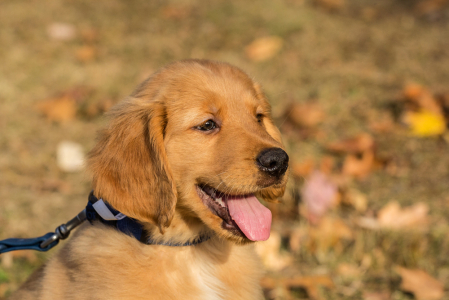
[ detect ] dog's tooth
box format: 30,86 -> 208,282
215,197 -> 225,207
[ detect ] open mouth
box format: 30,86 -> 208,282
196,184 -> 272,241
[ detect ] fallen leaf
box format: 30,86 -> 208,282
57,141 -> 85,172
61,86 -> 94,102
11,250 -> 37,263
363,291 -> 391,300
76,45 -> 96,62
83,98 -> 114,117
0,283 -> 9,298
289,226 -> 307,253
287,103 -> 325,129
47,22 -> 76,41
0,250 -> 37,270
369,118 -> 395,133
292,159 -> 315,179
245,36 -> 283,62
361,7 -> 378,21
262,275 -> 334,300
314,0 -> 345,10
36,95 -> 77,123
336,263 -> 360,279
255,231 -> 292,271
36,86 -> 94,122
308,217 -> 353,254
342,150 -> 374,179
342,189 -> 368,212
302,171 -> 339,222
319,156 -> 335,175
36,178 -> 72,194
403,83 -> 428,101
264,285 -> 293,300
326,133 -> 374,154
415,0 -> 449,16
356,216 -> 380,230
80,28 -> 99,42
0,252 -> 12,268
161,5 -> 191,19
402,84 -> 442,115
395,266 -> 444,300
377,201 -> 428,230
403,110 -> 446,136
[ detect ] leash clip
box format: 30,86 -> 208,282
40,209 -> 87,248
0,210 -> 87,254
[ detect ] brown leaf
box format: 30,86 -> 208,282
289,226 -> 307,253
292,159 -> 315,179
76,46 -> 96,62
342,150 -> 374,179
83,98 -> 114,118
342,189 -> 368,212
363,291 -> 391,300
1,250 -> 37,268
302,171 -> 339,222
319,156 -> 335,175
314,0 -> 345,10
0,283 -> 8,298
80,28 -> 99,43
395,267 -> 444,300
37,86 -> 94,122
245,36 -> 283,62
402,83 -> 443,115
415,0 -> 449,16
161,5 -> 191,19
254,231 -> 292,271
36,95 -> 77,123
336,263 -> 360,279
361,7 -> 379,21
369,118 -> 395,133
356,216 -> 380,230
377,201 -> 428,230
35,178 -> 72,194
327,133 -> 374,154
287,103 -> 325,129
308,217 -> 353,254
262,275 -> 334,300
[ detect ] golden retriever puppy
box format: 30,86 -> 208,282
11,59 -> 289,300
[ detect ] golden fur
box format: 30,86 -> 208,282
11,60 -> 289,300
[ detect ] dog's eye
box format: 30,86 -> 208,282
256,114 -> 264,123
197,120 -> 217,131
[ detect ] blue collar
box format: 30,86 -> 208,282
85,191 -> 210,246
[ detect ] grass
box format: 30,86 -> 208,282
1,0 -> 449,298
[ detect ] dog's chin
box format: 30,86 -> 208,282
195,184 -> 271,245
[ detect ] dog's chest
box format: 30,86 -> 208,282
192,263 -> 225,300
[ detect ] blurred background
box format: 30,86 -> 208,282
1,0 -> 449,299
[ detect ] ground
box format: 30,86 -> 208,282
0,0 -> 449,299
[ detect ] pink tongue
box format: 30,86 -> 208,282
226,194 -> 272,241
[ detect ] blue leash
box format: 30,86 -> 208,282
0,210 -> 86,254
0,192 -> 211,255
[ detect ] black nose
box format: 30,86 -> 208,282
256,148 -> 289,178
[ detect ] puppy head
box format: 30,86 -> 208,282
88,60 -> 289,243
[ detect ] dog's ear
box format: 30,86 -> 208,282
88,97 -> 177,232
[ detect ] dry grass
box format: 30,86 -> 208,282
1,0 -> 449,299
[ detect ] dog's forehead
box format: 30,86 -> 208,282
167,71 -> 265,116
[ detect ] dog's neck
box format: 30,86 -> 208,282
141,210 -> 215,246
87,192 -> 212,247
